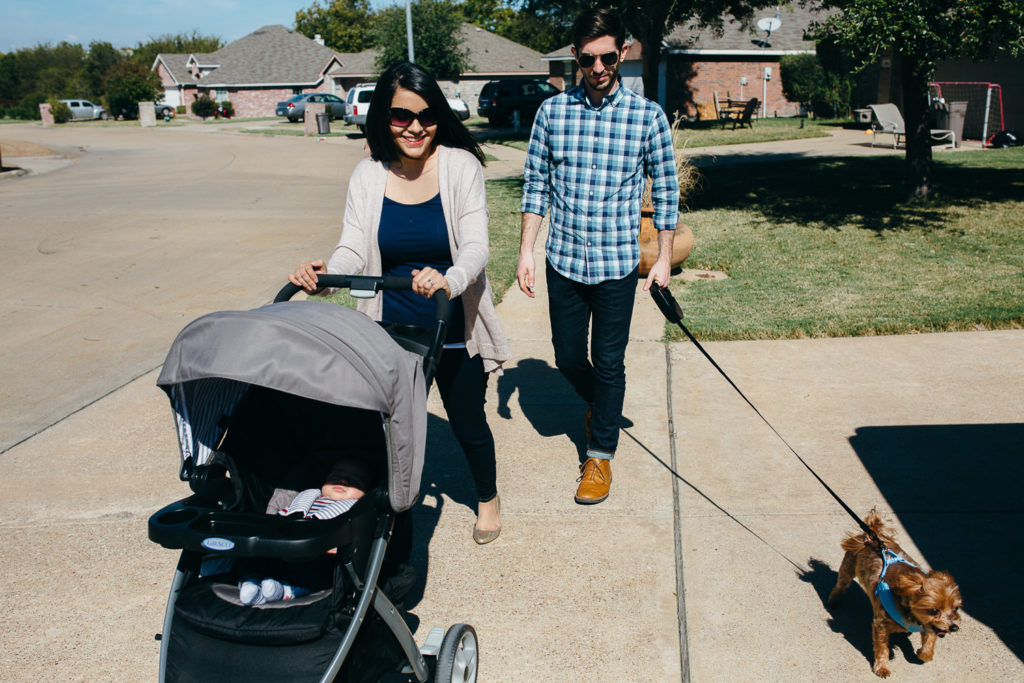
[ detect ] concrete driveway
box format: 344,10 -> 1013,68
0,122 -> 369,452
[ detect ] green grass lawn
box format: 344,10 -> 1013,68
476,115 -> 843,152
673,116 -> 836,149
482,149 -> 1024,341
668,148 -> 1024,340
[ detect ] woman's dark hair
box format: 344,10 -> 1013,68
364,61 -> 485,165
572,8 -> 626,50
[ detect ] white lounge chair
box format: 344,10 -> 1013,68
868,103 -> 905,148
868,103 -> 956,149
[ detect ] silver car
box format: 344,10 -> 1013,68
275,93 -> 346,123
59,99 -> 109,120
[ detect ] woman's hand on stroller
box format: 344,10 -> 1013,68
290,259 -> 327,293
411,267 -> 450,299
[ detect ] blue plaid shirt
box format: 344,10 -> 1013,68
521,82 -> 679,284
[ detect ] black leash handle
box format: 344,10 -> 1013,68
649,284 -> 881,545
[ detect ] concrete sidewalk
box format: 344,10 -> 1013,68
1,123 -> 1020,681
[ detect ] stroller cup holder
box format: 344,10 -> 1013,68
148,495 -> 371,562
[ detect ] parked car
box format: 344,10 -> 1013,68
446,97 -> 470,121
477,79 -> 559,126
59,99 -> 108,121
344,84 -> 376,132
154,102 -> 176,118
275,93 -> 346,123
342,85 -> 469,131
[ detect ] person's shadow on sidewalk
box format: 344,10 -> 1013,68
496,357 -> 634,463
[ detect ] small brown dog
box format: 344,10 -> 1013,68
828,508 -> 962,678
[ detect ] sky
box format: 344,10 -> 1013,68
0,0 -> 395,54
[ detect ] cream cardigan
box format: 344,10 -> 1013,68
327,145 -> 512,374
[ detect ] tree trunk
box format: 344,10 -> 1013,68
641,38 -> 661,105
901,56 -> 934,200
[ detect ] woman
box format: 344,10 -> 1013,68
291,62 -> 511,544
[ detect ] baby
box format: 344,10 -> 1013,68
239,456 -> 374,606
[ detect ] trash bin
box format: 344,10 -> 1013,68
316,112 -> 330,135
931,100 -> 965,148
947,101 -> 966,148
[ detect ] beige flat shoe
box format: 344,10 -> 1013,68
473,494 -> 501,545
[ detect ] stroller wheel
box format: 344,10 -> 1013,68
435,623 -> 478,683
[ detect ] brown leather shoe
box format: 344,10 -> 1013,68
574,457 -> 611,504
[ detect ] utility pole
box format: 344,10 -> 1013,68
405,0 -> 415,63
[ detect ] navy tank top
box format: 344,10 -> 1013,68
378,192 -> 465,343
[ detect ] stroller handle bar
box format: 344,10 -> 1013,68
274,275 -> 450,388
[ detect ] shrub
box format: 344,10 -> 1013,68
191,94 -> 217,119
176,105 -> 186,115
219,100 -> 234,118
48,98 -> 72,123
11,94 -> 48,120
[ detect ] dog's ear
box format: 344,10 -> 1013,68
894,572 -> 925,594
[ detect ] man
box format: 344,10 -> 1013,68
517,8 -> 680,504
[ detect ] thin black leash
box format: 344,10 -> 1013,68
650,284 -> 883,547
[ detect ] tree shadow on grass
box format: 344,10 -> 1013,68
692,156 -> 1024,233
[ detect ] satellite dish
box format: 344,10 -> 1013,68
757,17 -> 782,33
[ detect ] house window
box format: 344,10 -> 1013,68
214,89 -> 228,101
293,88 -> 303,95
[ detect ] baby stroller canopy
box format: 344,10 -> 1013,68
157,301 -> 427,512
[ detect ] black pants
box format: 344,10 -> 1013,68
433,347 -> 497,503
387,348 -> 495,571
546,261 -> 638,456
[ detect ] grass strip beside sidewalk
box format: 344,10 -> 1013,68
484,149 -> 1024,341
670,148 -> 1024,340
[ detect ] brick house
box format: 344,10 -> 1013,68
544,5 -> 828,121
153,23 -> 548,119
152,25 -> 345,118
328,23 -> 549,111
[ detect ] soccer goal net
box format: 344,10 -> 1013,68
928,81 -> 1005,142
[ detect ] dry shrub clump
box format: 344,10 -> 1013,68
642,113 -> 701,210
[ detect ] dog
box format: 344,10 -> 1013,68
828,508 -> 961,678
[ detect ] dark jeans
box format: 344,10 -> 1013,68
545,260 -> 638,457
434,347 -> 497,503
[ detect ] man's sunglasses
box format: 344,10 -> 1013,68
577,51 -> 619,68
389,106 -> 438,128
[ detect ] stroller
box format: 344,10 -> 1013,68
148,275 -> 478,683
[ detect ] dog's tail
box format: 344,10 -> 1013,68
840,507 -> 895,553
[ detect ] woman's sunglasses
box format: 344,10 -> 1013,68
389,106 -> 438,128
577,51 -> 619,68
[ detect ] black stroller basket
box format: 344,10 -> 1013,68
148,276 -> 478,683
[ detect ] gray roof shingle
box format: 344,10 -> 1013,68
156,25 -> 342,87
665,5 -> 832,54
543,6 -> 831,59
327,23 -> 546,78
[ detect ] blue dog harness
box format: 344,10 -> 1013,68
875,549 -> 923,632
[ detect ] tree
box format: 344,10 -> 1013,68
104,59 -> 162,119
295,0 -> 375,53
131,31 -> 223,68
84,41 -> 123,100
372,0 -> 469,78
457,0 -> 516,34
490,5 -> 573,53
821,0 -> 1024,199
779,53 -> 822,115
